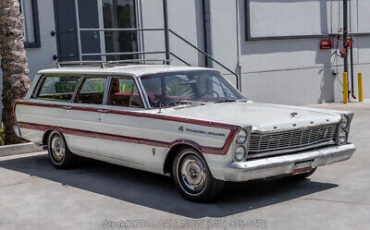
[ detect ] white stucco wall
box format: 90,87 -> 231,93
209,0 -> 370,105
26,0 -> 58,80
140,0 -> 203,66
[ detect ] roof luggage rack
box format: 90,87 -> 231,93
56,59 -> 172,69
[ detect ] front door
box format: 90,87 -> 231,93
96,76 -> 147,167
54,0 -> 138,62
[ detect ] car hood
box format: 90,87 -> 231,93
150,101 -> 342,132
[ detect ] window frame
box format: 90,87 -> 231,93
33,74 -> 83,102
106,75 -> 145,109
139,70 -> 245,109
101,0 -> 139,61
32,74 -> 149,109
73,76 -> 109,105
21,0 -> 41,48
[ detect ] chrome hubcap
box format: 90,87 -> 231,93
180,156 -> 206,193
51,135 -> 65,162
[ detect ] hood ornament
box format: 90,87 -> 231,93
290,112 -> 298,118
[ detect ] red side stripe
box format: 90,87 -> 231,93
16,101 -> 240,155
16,101 -> 236,129
18,122 -> 238,155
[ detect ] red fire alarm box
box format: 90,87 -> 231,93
320,39 -> 334,49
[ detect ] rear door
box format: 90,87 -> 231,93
28,75 -> 107,156
64,76 -> 108,155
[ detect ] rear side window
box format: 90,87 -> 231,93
37,76 -> 80,101
108,77 -> 144,108
74,77 -> 107,104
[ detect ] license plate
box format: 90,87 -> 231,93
292,160 -> 314,175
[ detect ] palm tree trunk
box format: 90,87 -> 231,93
0,0 -> 30,144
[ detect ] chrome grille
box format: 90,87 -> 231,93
248,124 -> 338,154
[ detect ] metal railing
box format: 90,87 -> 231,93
70,0 -> 240,89
57,59 -> 171,69
74,27 -> 240,89
68,0 -> 241,90
78,27 -> 165,59
169,29 -> 240,88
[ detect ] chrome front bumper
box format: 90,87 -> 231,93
225,144 -> 356,182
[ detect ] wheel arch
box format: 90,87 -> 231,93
42,129 -> 64,145
163,141 -> 204,175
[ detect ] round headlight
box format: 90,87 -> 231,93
338,131 -> 347,145
236,129 -> 248,144
235,146 -> 246,161
340,116 -> 348,129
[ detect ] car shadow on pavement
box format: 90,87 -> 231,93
0,153 -> 337,219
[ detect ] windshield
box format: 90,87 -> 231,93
140,70 -> 245,108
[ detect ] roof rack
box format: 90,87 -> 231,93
56,59 -> 172,69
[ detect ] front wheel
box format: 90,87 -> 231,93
47,131 -> 76,169
172,148 -> 224,202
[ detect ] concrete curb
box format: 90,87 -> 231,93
0,143 -> 44,157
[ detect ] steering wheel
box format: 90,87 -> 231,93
199,90 -> 220,99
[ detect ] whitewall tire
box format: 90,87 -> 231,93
172,148 -> 224,202
47,131 -> 76,169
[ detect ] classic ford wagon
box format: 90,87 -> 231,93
14,62 -> 356,201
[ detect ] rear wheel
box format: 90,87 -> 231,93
172,148 -> 224,202
47,131 -> 76,169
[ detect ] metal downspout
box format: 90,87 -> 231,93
163,0 -> 170,64
235,0 -> 242,91
343,0 -> 350,100
202,0 -> 213,68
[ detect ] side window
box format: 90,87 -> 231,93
74,77 -> 107,104
37,76 -> 80,101
108,77 -> 144,108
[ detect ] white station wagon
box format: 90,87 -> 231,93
14,62 -> 356,201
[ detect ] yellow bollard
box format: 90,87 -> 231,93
358,73 -> 363,102
343,72 -> 348,104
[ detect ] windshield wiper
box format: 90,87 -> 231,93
168,101 -> 193,106
214,98 -> 237,103
158,99 -> 195,113
166,101 -> 206,110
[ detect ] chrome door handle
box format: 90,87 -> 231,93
62,106 -> 73,110
97,109 -> 109,113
